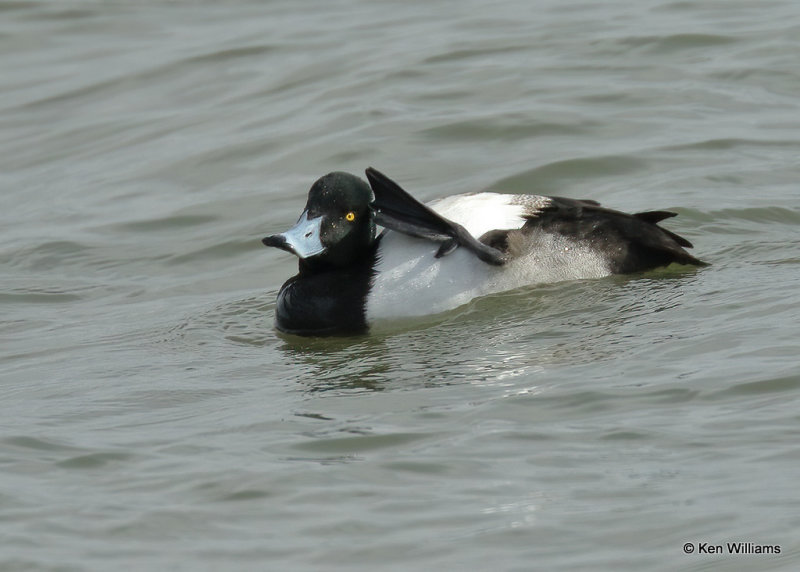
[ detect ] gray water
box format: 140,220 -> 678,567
2,0 -> 799,570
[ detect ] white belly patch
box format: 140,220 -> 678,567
366,193 -> 612,321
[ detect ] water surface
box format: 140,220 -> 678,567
2,0 -> 799,570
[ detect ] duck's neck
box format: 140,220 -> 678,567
298,232 -> 380,276
277,239 -> 381,336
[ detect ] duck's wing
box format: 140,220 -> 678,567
510,196 -> 707,271
365,167 -> 508,266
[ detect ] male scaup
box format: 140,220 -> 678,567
263,168 -> 705,336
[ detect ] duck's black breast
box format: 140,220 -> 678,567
273,246 -> 378,337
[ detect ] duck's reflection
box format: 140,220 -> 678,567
272,268 -> 701,396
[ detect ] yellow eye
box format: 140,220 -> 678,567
345,212 -> 355,222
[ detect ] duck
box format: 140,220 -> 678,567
262,168 -> 706,336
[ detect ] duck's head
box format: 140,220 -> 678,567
262,172 -> 376,269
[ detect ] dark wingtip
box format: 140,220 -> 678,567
660,227 -> 694,248
634,210 -> 678,224
634,210 -> 695,248
365,167 -> 390,190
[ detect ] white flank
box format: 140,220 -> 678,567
367,192 -> 612,321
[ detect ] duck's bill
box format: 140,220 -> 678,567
262,211 -> 325,259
